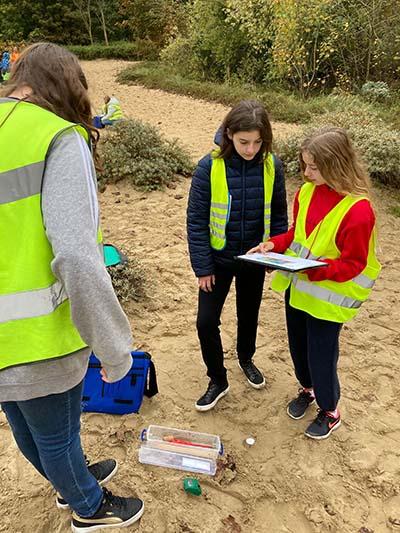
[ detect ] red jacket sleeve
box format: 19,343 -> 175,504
269,190 -> 300,252
306,199 -> 375,282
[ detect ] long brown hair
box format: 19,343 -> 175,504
218,100 -> 273,162
1,42 -> 100,166
300,126 -> 372,199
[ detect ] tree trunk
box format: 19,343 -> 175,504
99,4 -> 108,45
87,0 -> 93,45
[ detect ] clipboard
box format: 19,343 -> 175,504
236,252 -> 328,272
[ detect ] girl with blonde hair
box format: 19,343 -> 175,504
249,126 -> 381,439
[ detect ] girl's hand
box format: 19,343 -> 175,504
100,368 -> 111,383
247,241 -> 275,254
198,275 -> 215,292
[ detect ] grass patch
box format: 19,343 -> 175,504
116,62 -> 338,124
117,62 -> 400,129
68,41 -> 158,61
389,205 -> 400,217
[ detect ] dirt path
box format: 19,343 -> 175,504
85,59 -> 299,161
0,59 -> 399,533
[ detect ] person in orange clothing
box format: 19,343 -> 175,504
10,46 -> 20,65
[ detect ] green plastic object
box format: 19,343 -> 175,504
103,244 -> 128,268
183,477 -> 202,496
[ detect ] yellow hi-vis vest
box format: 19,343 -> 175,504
209,151 -> 275,250
271,182 -> 381,323
0,100 -> 96,370
102,101 -> 123,121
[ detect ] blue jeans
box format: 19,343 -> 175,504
1,380 -> 103,517
101,119 -> 121,126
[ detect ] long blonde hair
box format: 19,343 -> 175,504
299,126 -> 372,199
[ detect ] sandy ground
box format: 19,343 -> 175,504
1,59 -> 399,533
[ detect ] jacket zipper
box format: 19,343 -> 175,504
240,159 -> 246,254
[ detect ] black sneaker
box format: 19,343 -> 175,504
56,458 -> 118,510
238,360 -> 265,389
71,488 -> 144,532
195,382 -> 230,412
287,389 -> 315,420
304,409 -> 341,440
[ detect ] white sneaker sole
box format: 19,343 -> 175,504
286,399 -> 315,420
304,418 -> 342,440
195,385 -> 230,412
57,461 -> 119,510
71,501 -> 144,532
238,362 -> 265,389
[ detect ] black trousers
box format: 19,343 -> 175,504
196,262 -> 265,385
285,289 -> 343,411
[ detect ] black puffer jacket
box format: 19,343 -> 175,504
187,151 -> 288,277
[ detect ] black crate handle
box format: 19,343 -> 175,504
145,360 -> 158,398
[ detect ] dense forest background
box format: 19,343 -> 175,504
2,0 -> 399,193
1,0 -> 399,96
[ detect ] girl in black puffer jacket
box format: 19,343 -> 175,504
187,100 -> 288,411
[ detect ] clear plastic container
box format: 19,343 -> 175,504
138,425 -> 222,475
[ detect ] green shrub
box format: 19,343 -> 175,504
160,37 -> 195,76
361,81 -> 391,102
67,41 -> 159,61
276,97 -> 400,187
99,118 -> 194,191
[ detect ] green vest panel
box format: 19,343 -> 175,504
0,99 -> 91,370
271,183 -> 381,322
209,151 -> 275,250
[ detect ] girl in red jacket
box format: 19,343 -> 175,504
249,127 -> 380,439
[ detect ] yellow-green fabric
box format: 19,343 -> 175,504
209,151 -> 275,250
101,101 -> 123,122
0,100 -> 90,370
271,182 -> 381,323
108,102 -> 123,121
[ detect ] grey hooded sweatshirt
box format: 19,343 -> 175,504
0,122 -> 132,402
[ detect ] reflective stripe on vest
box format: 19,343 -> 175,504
0,280 -> 67,323
0,161 -> 44,204
0,99 -> 92,370
209,151 -> 275,250
271,182 -> 381,323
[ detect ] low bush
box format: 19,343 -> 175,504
107,257 -> 147,303
98,118 -> 194,191
361,81 -> 391,103
67,40 -> 159,61
275,97 -> 400,187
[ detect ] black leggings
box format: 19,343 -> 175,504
196,263 -> 265,385
285,289 -> 343,411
